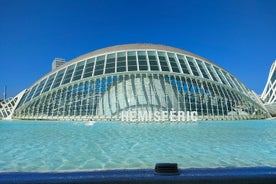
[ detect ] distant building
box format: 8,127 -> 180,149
261,60 -> 276,116
0,44 -> 270,121
52,58 -> 66,71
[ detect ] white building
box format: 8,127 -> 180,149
261,60 -> 276,116
52,58 -> 66,71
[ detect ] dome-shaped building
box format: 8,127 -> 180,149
1,44 -> 270,121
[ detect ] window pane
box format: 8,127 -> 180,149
105,53 -> 116,74
167,52 -> 180,73
158,51 -> 170,72
222,71 -> 236,88
138,51 -> 148,71
51,69 -> 66,89
147,51 -> 159,71
186,56 -> 200,76
94,55 -> 105,76
177,54 -> 190,74
24,84 -> 38,103
205,63 -> 219,82
117,52 -> 126,72
32,78 -> 47,98
61,65 -> 75,85
230,75 -> 244,92
127,51 -> 137,71
72,61 -> 85,81
196,59 -> 210,79
41,74 -> 55,94
83,58 -> 95,78
214,66 -> 228,85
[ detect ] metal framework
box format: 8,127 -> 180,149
261,60 -> 276,116
0,90 -> 26,119
1,44 -> 269,121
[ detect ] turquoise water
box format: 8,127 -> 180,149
0,120 -> 276,172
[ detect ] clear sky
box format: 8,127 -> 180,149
0,0 -> 275,97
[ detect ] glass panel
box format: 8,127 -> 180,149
217,85 -> 226,98
196,59 -> 210,79
137,51 -> 148,71
105,53 -> 116,74
230,75 -> 244,92
94,55 -> 105,76
16,91 -> 29,107
214,66 -> 228,85
83,58 -> 95,78
177,54 -> 190,74
186,56 -> 200,76
51,68 -> 66,89
186,78 -> 195,93
167,52 -> 180,73
272,71 -> 276,82
147,51 -> 159,71
32,78 -> 47,98
117,52 -> 126,72
158,51 -> 170,72
206,82 -> 215,96
61,64 -> 75,85
127,51 -> 137,71
222,71 -> 236,88
42,73 -> 56,93
211,83 -> 220,96
24,84 -> 38,103
72,61 -> 85,81
205,63 -> 219,82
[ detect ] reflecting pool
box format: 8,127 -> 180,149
0,120 -> 276,172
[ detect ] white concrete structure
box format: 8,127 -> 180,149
261,60 -> 276,116
0,90 -> 26,120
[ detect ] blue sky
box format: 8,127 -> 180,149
0,0 -> 275,97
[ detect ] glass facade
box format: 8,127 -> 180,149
11,44 -> 269,121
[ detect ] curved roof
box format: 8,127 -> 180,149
34,44 -> 239,87
68,44 -> 210,66
53,43 -> 217,73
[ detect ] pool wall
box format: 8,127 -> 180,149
1,167 -> 276,184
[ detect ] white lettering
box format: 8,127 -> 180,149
129,111 -> 136,122
170,110 -> 176,121
137,111 -> 149,121
148,111 -> 153,121
186,111 -> 190,121
191,111 -> 198,121
121,110 -> 198,123
178,111 -> 185,121
121,111 -> 129,121
161,111 -> 168,122
154,111 -> 161,121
